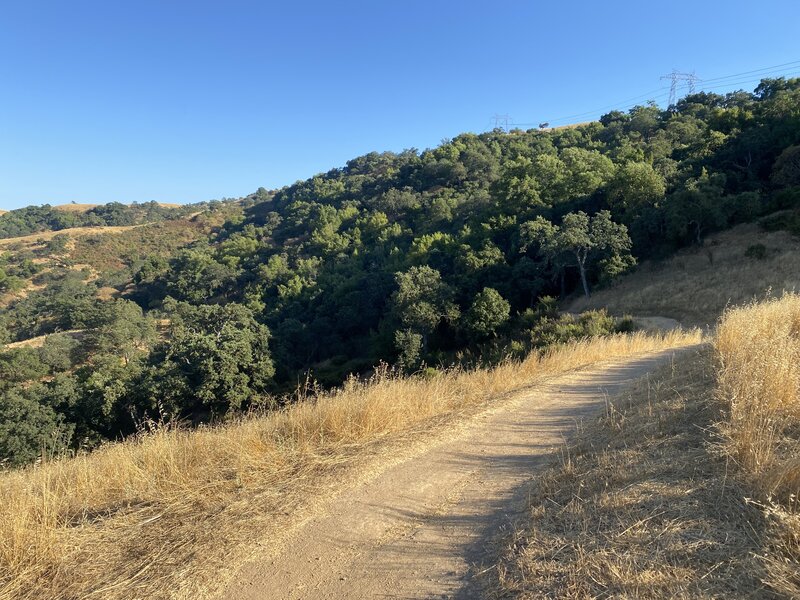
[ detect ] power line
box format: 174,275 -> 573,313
503,59 -> 800,130
695,69 -> 800,94
698,59 -> 800,85
661,70 -> 701,106
510,85 -> 671,127
544,69 -> 800,126
492,114 -> 511,131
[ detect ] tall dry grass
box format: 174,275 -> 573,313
0,330 -> 700,600
715,294 -> 800,595
716,294 -> 800,497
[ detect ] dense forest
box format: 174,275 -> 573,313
2,78 -> 800,466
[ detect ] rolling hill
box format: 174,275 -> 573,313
1,76 -> 800,599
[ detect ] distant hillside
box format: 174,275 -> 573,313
567,216 -> 800,326
52,203 -> 100,212
51,202 -> 182,213
0,200 -> 206,239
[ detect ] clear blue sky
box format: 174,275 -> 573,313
1,0 -> 797,210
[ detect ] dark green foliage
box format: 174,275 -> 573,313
745,244 -> 768,260
520,211 -> 635,297
759,209 -> 800,236
142,300 -> 274,418
526,310 -> 623,349
0,388 -> 72,467
464,287 -> 511,339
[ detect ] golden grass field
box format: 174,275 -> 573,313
0,330 -> 700,600
51,203 -> 181,212
491,294 -> 800,598
715,294 -> 800,596
52,204 -> 100,212
568,222 -> 800,326
0,225 -> 143,248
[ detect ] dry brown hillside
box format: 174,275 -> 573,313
52,203 -> 99,212
0,225 -> 142,248
567,221 -> 800,326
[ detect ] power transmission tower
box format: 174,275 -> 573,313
660,70 -> 701,106
492,113 -> 511,131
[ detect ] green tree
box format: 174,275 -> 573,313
0,388 -> 71,467
521,211 -> 634,297
606,162 -> 666,219
464,287 -> 510,339
147,300 -> 275,417
39,334 -> 80,372
394,329 -> 423,370
391,266 -> 459,352
664,171 -> 727,245
772,144 -> 800,188
86,299 -> 156,364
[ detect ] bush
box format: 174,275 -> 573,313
528,309 -> 618,349
0,388 -> 72,467
744,243 -> 768,260
419,367 -> 440,380
759,209 -> 800,235
615,315 -> 637,333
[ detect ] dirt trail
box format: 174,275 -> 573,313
221,348 -> 691,600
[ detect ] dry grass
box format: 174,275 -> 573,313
716,294 -> 800,596
4,330 -> 84,351
0,330 -> 700,600
487,296 -> 800,599
52,204 -> 99,213
51,203 -> 181,212
0,225 -> 143,248
488,348 -> 773,599
568,222 -> 800,326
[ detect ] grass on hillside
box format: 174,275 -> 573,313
568,222 -> 800,327
716,294 -> 800,596
52,203 -> 182,213
0,330 -> 700,600
52,204 -> 100,213
70,219 -> 205,273
489,295 -> 800,598
0,225 -> 143,248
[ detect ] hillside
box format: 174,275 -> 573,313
567,218 -> 800,326
0,200 -> 207,240
0,77 -> 799,469
0,77 -> 799,597
51,202 -> 182,213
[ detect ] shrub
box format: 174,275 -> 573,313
528,309 -> 618,349
614,315 -> 637,332
744,243 -> 768,260
759,209 -> 800,235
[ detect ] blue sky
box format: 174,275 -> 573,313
0,0 -> 797,210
